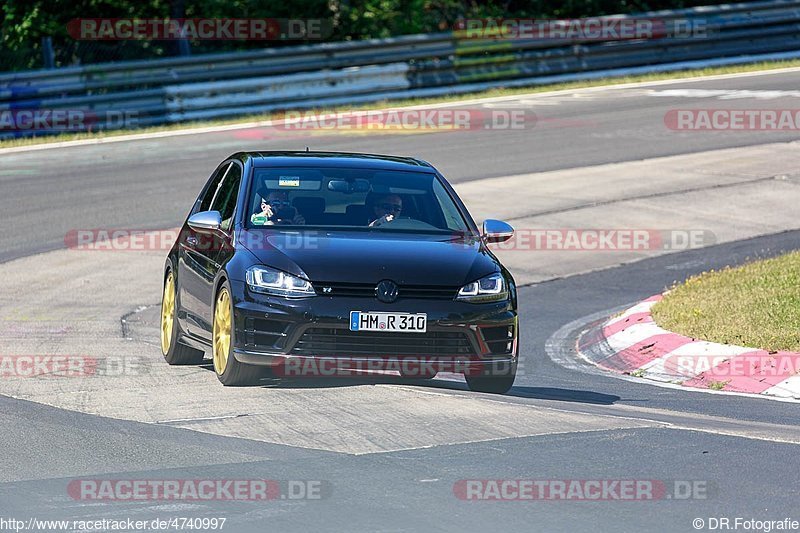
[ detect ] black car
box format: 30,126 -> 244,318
160,151 -> 519,393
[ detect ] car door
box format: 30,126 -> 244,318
209,161 -> 242,276
178,162 -> 232,342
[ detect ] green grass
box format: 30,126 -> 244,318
651,251 -> 800,352
3,58 -> 800,150
708,381 -> 729,391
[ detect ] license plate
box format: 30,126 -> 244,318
349,311 -> 427,333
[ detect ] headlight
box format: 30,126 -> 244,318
456,273 -> 508,303
246,266 -> 315,298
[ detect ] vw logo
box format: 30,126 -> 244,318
375,280 -> 399,303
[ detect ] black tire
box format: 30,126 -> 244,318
213,280 -> 262,386
465,360 -> 517,394
161,268 -> 205,365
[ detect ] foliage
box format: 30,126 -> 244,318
2,0 -> 732,70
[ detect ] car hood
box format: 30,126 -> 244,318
238,229 -> 498,286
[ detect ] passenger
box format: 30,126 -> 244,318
251,190 -> 306,225
368,194 -> 403,227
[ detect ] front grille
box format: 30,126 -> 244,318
291,327 -> 475,356
314,282 -> 457,300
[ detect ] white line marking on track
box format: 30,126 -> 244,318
648,89 -> 800,99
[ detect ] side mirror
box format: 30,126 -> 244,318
188,210 -> 222,233
482,219 -> 514,243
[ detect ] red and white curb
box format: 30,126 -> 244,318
577,294 -> 800,400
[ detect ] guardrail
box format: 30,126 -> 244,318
2,0 -> 800,137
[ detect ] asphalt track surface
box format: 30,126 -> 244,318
3,68 -> 800,263
2,69 -> 800,532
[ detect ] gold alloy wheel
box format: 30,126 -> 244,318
213,288 -> 232,375
160,272 -> 175,355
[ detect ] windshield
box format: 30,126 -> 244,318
246,167 -> 471,233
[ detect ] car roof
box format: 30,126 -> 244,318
239,151 -> 436,173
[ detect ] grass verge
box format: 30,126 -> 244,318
651,251 -> 800,352
2,58 -> 800,150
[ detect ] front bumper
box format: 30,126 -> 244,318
229,280 -> 518,369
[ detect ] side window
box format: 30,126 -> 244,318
197,163 -> 231,214
212,163 -> 242,232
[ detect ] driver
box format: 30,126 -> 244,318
251,190 -> 306,225
368,194 -> 403,227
